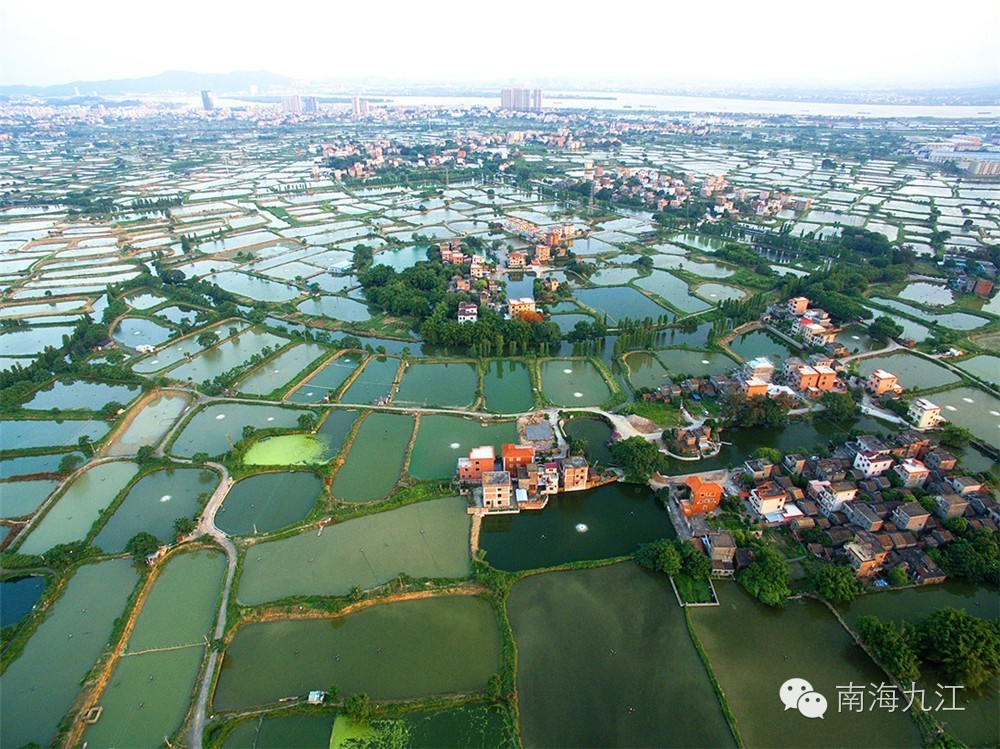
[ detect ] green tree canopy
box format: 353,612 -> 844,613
610,436 -> 666,482
812,564 -> 862,604
737,547 -> 790,607
916,608 -> 1000,690
856,616 -> 921,682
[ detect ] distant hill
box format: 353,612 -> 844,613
3,70 -> 296,97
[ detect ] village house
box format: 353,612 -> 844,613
908,398 -> 943,430
702,531 -> 737,576
749,480 -> 787,518
894,458 -> 930,488
866,368 -> 902,397
481,470 -> 514,512
561,456 -> 589,491
507,297 -> 536,319
457,302 -> 478,323
501,443 -> 535,473
845,534 -> 889,577
457,445 -> 495,483
680,475 -> 724,517
853,450 -> 894,478
818,481 -> 858,517
934,493 -> 969,520
892,502 -> 931,533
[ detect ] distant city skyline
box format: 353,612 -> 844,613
2,0 -> 998,89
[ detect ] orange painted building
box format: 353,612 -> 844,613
457,445 -> 496,483
501,443 -> 535,473
681,476 -> 724,516
741,378 -> 769,398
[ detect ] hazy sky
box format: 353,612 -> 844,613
2,0 -> 998,88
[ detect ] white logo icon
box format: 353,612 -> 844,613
780,678 -> 828,719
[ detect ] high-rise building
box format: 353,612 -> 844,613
351,96 -> 370,117
303,96 -> 319,113
281,94 -> 303,113
500,88 -> 543,113
201,90 -> 217,111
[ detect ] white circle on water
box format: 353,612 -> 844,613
267,417 -> 275,421
991,410 -> 1000,417
946,405 -> 957,412
563,368 -> 573,374
160,495 -> 172,503
701,359 -> 710,365
449,442 -> 461,449
851,335 -> 860,340
575,523 -> 589,533
574,392 -> 583,398
215,414 -> 226,420
150,359 -> 159,365
962,397 -> 974,403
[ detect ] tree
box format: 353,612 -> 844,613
297,413 -> 315,431
867,316 -> 903,344
737,547 -> 790,607
678,541 -> 712,579
197,331 -> 220,348
887,566 -> 909,587
610,436 -> 666,482
125,532 -> 160,563
753,447 -> 783,464
343,693 -> 373,724
812,565 -> 862,604
326,685 -> 340,703
192,452 -> 210,464
635,539 -> 682,575
98,401 -> 125,420
820,391 -> 857,422
856,616 -> 921,682
241,425 -> 256,440
917,608 -> 1000,690
938,530 -> 999,585
57,453 -> 83,476
172,517 -> 197,541
720,392 -> 789,429
136,444 -> 156,465
939,424 -> 973,449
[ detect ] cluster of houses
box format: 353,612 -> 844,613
456,442 -> 616,516
438,237 -> 563,325
723,433 -> 997,583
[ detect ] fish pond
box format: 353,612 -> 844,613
395,361 -> 478,409
0,574 -> 46,626
339,356 -> 400,404
562,416 -> 615,467
0,559 -> 139,748
17,460 -> 137,555
105,392 -> 190,456
408,415 -> 518,479
235,342 -> 327,396
84,550 -> 226,748
170,402 -> 311,457
540,359 -> 612,407
688,582 -> 922,749
854,352 -> 960,391
482,359 -> 534,412
286,353 -> 361,403
480,483 -> 675,571
213,595 -> 502,710
330,412 -> 414,502
237,497 -> 470,603
93,467 -> 219,553
508,563 -> 735,749
22,379 -> 140,412
216,471 -> 323,536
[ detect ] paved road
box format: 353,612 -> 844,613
187,461 -> 235,749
